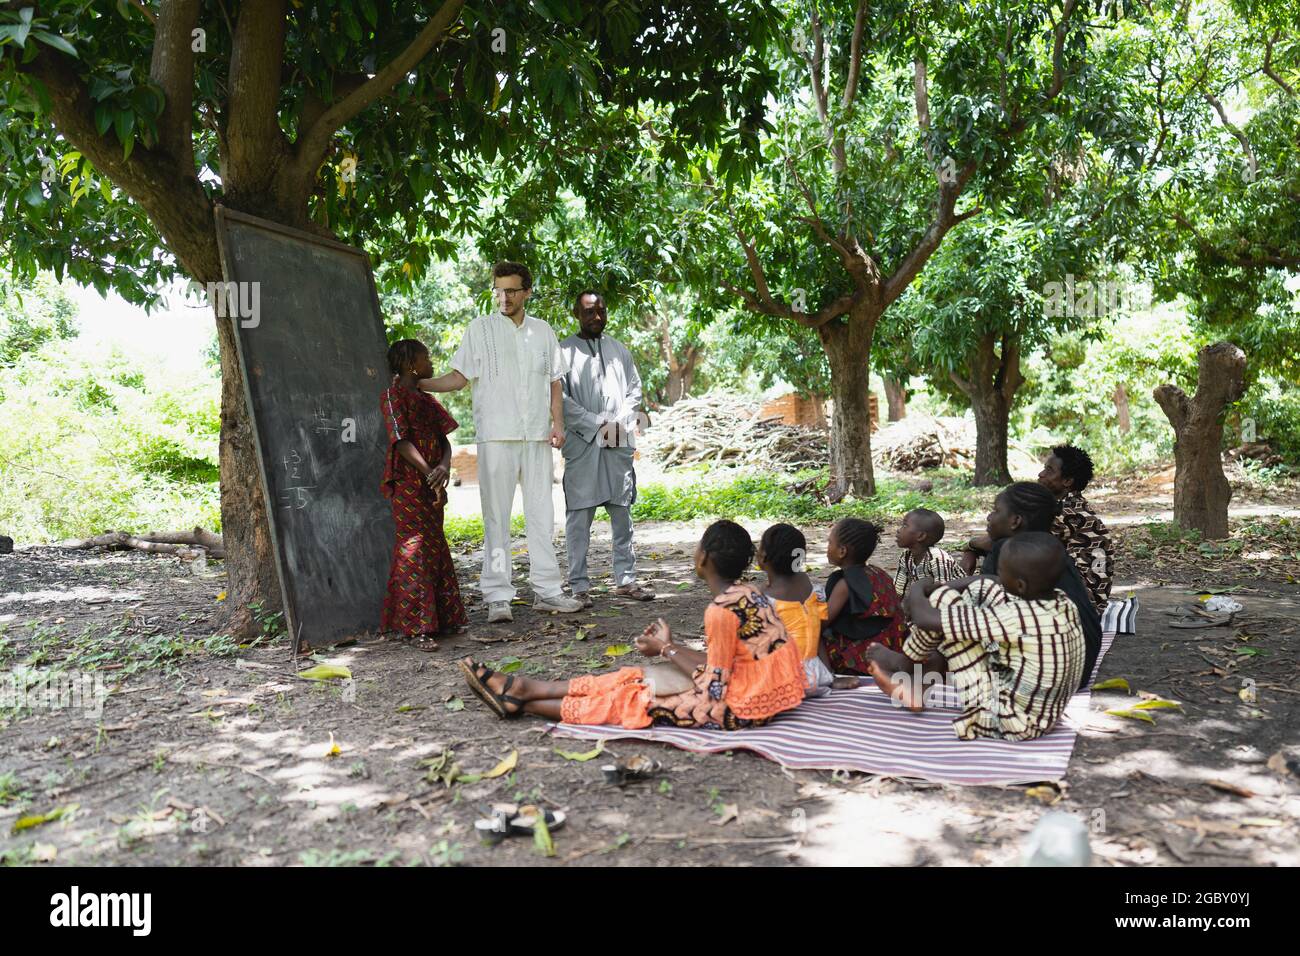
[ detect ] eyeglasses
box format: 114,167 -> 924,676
493,287 -> 528,298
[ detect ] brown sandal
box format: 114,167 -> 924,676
458,658 -> 524,718
407,634 -> 440,652
615,584 -> 655,602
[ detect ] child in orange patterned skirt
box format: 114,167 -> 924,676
459,520 -> 805,730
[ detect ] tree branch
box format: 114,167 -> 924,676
227,0 -> 290,188
293,0 -> 465,178
881,161 -> 979,305
807,5 -> 847,178
150,0 -> 200,171
1007,0 -> 1079,136
14,42 -> 218,281
914,52 -> 933,162
1203,91 -> 1257,179
1153,383 -> 1189,433
841,0 -> 869,113
129,0 -> 157,25
1262,31 -> 1295,96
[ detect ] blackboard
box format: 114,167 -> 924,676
214,207 -> 394,653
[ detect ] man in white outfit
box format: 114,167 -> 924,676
416,261 -> 583,622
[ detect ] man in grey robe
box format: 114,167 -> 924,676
558,291 -> 655,606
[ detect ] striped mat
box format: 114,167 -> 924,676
548,600 -> 1133,786
1101,596 -> 1138,634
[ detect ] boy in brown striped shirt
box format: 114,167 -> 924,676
866,532 -> 1086,741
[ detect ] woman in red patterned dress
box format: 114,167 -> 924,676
380,339 -> 468,651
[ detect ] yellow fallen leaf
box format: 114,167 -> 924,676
1091,677 -> 1131,693
1131,698 -> 1182,711
325,732 -> 341,758
456,750 -> 517,783
298,664 -> 352,681
1023,786 -> 1061,805
555,742 -> 605,762
1105,707 -> 1156,724
533,812 -> 555,857
216,591 -> 227,601
11,803 -> 79,834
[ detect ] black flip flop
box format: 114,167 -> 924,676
458,659 -> 524,718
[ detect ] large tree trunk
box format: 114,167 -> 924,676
883,375 -> 908,421
1153,341 -> 1247,540
214,305 -> 283,636
970,390 -> 1013,486
819,312 -> 877,499
658,314 -> 700,406
951,331 -> 1022,486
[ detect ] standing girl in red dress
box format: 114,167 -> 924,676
380,339 -> 468,650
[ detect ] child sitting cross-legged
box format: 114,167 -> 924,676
458,520 -> 806,730
864,532 -> 1086,742
821,517 -> 906,675
893,507 -> 962,602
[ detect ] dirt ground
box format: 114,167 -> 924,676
2,483 -> 1298,867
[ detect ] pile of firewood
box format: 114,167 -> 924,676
871,415 -> 975,472
643,394 -> 828,471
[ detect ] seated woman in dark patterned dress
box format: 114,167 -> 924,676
458,520 -> 806,729
380,339 -> 468,651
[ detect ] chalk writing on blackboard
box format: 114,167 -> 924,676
279,447 -> 317,510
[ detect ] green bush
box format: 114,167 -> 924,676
0,340 -> 221,542
1241,378 -> 1300,464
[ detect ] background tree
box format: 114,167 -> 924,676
0,0 -> 780,631
1123,0 -> 1299,535
690,0 -> 1124,499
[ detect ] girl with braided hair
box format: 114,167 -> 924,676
379,339 -> 467,651
756,523 -> 839,697
820,517 -> 906,674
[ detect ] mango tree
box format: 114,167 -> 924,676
0,0 -> 779,631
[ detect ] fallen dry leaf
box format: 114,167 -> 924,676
1206,779 -> 1256,798
712,803 -> 740,827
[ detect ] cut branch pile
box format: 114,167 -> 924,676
58,527 -> 225,559
643,394 -> 828,471
871,415 -> 975,472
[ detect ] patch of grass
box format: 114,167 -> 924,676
444,512 -> 525,547
627,470 -> 987,525
0,771 -> 32,807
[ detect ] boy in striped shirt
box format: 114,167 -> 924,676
866,533 -> 1086,741
893,508 -> 963,602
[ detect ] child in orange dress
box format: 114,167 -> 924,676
756,523 -> 835,697
459,520 -> 805,729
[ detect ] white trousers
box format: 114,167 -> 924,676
477,440 -> 563,603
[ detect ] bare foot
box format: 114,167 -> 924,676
865,645 -> 925,712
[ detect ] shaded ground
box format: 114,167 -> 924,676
1,494 -> 1297,867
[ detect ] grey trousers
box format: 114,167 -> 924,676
565,504 -> 636,592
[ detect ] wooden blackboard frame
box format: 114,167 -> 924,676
213,205 -> 390,656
